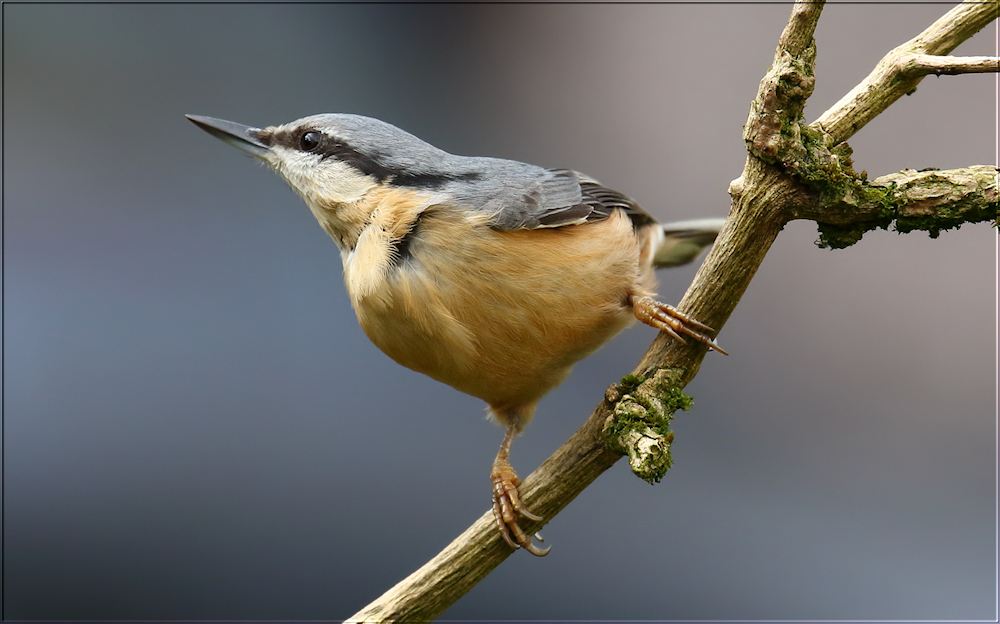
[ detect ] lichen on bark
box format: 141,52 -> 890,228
603,368 -> 693,484
814,166 -> 999,248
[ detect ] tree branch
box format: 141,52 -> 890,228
347,1 -> 996,620
875,167 -> 999,223
792,165 -> 999,225
742,0 -> 822,163
794,165 -> 999,249
899,54 -> 999,77
813,0 -> 998,145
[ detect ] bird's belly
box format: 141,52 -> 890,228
349,210 -> 647,408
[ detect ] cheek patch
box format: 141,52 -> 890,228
269,147 -> 375,206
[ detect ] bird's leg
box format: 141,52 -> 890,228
491,426 -> 550,556
631,295 -> 728,355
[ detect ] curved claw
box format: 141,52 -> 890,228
491,459 -> 550,557
704,339 -> 729,356
526,530 -> 550,555
523,541 -> 551,557
631,295 -> 728,355
642,313 -> 686,343
663,304 -> 715,332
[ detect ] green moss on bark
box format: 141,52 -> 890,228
603,369 -> 692,484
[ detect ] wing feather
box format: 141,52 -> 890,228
487,168 -> 657,231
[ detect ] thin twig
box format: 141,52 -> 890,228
898,54 -> 999,77
813,0 -> 998,145
743,0 -> 824,161
778,0 -> 826,56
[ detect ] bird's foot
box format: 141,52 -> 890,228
631,295 -> 728,355
490,457 -> 550,556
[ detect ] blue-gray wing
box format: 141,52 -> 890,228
561,171 -> 657,230
457,165 -> 657,231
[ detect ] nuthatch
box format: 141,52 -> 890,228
187,113 -> 727,556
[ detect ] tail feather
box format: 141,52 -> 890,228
653,218 -> 727,268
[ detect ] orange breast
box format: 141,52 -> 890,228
349,206 -> 656,411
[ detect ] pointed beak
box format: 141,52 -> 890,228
186,114 -> 269,157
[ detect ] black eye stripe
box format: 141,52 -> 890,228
261,126 -> 482,189
262,127 -> 319,152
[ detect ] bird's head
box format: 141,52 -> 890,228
187,113 -> 452,210
187,113 -> 458,249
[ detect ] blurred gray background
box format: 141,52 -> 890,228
3,3 -> 995,621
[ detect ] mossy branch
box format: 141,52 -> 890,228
347,2 -> 994,621
603,369 -> 692,484
793,166 -> 999,249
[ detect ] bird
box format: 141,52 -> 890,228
187,113 -> 727,556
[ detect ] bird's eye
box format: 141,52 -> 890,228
300,131 -> 322,152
